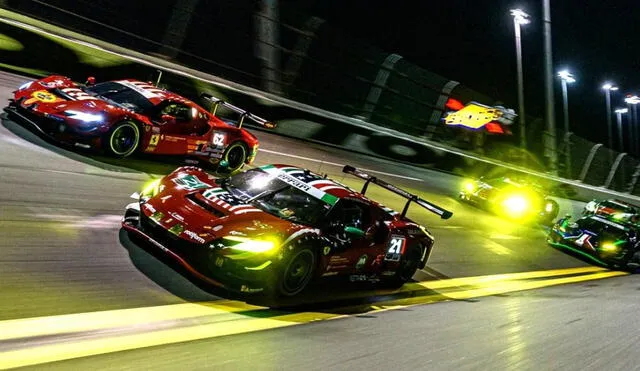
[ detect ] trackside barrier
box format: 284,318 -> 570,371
2,11 -> 640,203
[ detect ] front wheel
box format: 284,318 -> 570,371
104,121 -> 140,157
274,247 -> 316,297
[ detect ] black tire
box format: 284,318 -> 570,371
222,142 -> 248,173
274,247 -> 316,297
540,199 -> 560,225
383,245 -> 422,289
104,121 -> 140,157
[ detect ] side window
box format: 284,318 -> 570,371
330,199 -> 372,231
160,102 -> 192,121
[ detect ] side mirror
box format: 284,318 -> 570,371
344,226 -> 365,238
161,114 -> 176,123
85,76 -> 96,86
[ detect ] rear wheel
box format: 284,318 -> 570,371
275,247 -> 316,297
382,245 -> 422,289
222,142 -> 247,173
104,121 -> 140,157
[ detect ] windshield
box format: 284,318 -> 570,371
86,81 -> 154,113
225,169 -> 332,225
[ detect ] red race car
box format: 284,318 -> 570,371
122,164 -> 452,297
5,75 -> 275,171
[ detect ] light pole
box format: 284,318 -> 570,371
602,83 -> 618,150
558,70 -> 576,176
510,9 -> 530,150
542,0 -> 557,173
625,95 -> 640,155
615,108 -> 628,152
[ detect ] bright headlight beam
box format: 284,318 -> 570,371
464,181 -> 475,193
141,178 -> 162,197
503,194 -> 529,215
64,110 -> 103,122
223,236 -> 276,253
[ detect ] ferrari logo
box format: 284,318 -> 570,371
323,246 -> 331,255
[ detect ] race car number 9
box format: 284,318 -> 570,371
385,235 -> 406,262
212,132 -> 226,148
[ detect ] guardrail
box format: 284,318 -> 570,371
1,7 -> 640,204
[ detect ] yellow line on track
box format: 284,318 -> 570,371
0,267 -> 626,369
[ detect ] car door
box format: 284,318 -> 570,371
321,198 -> 380,277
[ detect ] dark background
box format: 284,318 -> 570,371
8,0 -> 640,145
305,0 -> 640,142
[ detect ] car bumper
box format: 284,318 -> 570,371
121,202 -> 274,294
547,229 -> 629,266
4,103 -> 105,147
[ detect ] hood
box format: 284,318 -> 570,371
141,169 -> 300,245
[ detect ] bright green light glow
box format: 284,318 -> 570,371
142,178 -> 161,197
503,194 -> 529,216
224,236 -> 277,253
464,181 -> 475,193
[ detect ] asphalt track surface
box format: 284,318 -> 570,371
0,70 -> 638,369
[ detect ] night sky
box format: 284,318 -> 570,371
290,0 -> 640,144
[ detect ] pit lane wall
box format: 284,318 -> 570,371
0,8 -> 639,204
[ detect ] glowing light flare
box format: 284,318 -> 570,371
141,178 -> 162,198
503,195 -> 529,215
625,95 -> 640,105
510,9 -> 530,25
64,110 -> 104,122
602,83 -> 618,91
248,173 -> 276,190
223,235 -> 278,253
463,181 -> 476,193
558,70 -> 576,83
615,108 -> 629,114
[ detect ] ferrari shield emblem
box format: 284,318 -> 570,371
323,246 -> 331,255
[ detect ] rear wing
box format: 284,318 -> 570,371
343,165 -> 453,220
200,93 -> 276,129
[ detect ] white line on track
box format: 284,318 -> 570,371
260,148 -> 423,182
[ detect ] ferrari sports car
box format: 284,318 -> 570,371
582,199 -> 639,218
4,75 -> 275,171
122,164 -> 453,297
459,176 -> 559,224
548,212 -> 640,269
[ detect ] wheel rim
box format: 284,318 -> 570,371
110,123 -> 139,156
282,250 -> 314,295
398,248 -> 420,282
224,144 -> 246,171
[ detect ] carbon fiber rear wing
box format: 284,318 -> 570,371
200,93 -> 276,129
343,165 -> 453,219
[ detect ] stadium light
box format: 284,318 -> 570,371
510,8 -> 530,150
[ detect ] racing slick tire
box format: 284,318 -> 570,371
221,141 -> 248,173
273,246 -> 317,297
382,244 -> 422,289
104,121 -> 141,157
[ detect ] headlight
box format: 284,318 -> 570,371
222,236 -> 277,253
18,81 -> 32,91
141,178 -> 162,199
545,202 -> 555,213
502,194 -> 529,216
463,181 -> 476,193
600,242 -> 618,252
64,110 -> 103,123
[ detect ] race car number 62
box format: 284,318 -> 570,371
212,133 -> 226,147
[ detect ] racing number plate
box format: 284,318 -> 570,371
385,235 -> 406,262
211,132 -> 226,149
